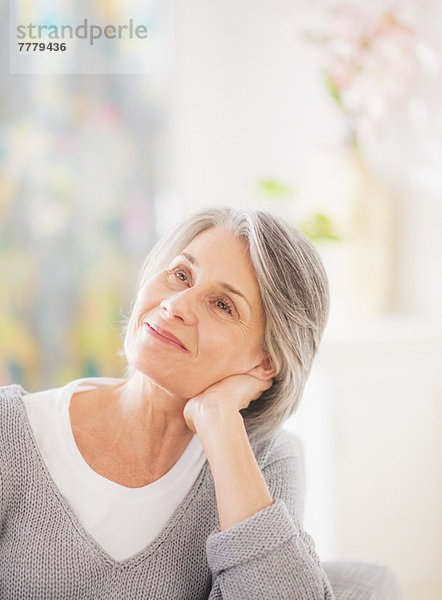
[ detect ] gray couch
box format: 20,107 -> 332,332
285,431 -> 401,599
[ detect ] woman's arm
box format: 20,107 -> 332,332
205,456 -> 335,600
191,406 -> 273,531
183,374 -> 274,531
183,375 -> 335,600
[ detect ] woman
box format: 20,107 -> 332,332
0,207 -> 334,599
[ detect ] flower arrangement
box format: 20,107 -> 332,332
297,0 -> 420,146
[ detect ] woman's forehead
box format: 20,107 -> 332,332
181,228 -> 251,272
183,227 -> 247,254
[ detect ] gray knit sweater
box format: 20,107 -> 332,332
0,384 -> 334,600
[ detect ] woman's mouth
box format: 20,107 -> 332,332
143,321 -> 187,351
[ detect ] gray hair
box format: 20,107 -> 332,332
123,207 -> 329,444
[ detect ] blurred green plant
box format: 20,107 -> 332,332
299,212 -> 341,242
259,179 -> 295,197
257,179 -> 341,243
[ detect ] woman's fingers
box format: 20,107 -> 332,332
183,374 -> 274,432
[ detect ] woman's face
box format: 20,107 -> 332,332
126,227 -> 269,399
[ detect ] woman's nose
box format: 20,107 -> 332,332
160,291 -> 197,324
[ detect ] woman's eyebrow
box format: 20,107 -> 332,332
179,252 -> 251,309
181,252 -> 196,265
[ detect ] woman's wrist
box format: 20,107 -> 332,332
193,401 -> 243,437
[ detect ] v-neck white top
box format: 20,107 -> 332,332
23,377 -> 207,561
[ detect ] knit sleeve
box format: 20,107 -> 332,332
205,456 -> 335,600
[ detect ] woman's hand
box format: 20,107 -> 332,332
183,373 -> 274,531
183,374 -> 273,434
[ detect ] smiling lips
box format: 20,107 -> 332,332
143,321 -> 187,351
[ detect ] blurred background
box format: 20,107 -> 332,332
1,1 -> 441,598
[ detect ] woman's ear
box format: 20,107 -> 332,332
246,355 -> 276,381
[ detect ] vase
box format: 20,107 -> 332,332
295,147 -> 395,323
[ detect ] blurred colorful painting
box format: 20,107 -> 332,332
0,74 -> 160,391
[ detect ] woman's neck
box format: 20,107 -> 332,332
116,371 -> 192,441
69,373 -> 195,487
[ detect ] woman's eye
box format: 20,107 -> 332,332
166,266 -> 191,284
216,299 -> 233,314
175,271 -> 188,283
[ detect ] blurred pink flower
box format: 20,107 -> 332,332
296,0 -> 420,145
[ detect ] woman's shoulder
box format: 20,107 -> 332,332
0,385 -> 29,457
251,427 -> 302,470
0,383 -> 26,404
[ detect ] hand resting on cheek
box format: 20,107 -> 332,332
183,373 -> 274,434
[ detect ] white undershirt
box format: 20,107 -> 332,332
23,377 -> 207,561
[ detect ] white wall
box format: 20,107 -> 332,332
286,317 -> 442,600
161,0 -> 343,226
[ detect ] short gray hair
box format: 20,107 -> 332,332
124,207 -> 329,444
